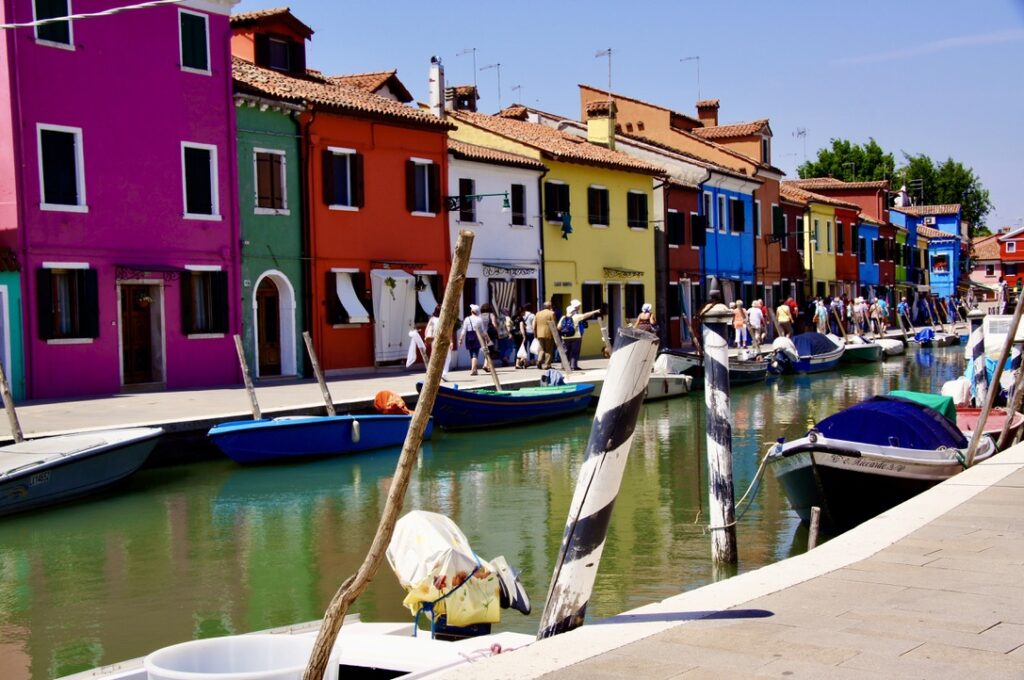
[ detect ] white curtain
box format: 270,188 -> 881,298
489,279 -> 515,314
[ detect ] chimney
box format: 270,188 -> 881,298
428,56 -> 445,119
696,98 -> 719,127
585,99 -> 616,151
445,84 -> 479,112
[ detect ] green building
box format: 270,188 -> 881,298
233,93 -> 306,379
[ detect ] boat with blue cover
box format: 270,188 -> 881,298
767,392 -> 997,532
769,332 -> 844,374
426,382 -> 595,430
208,414 -> 429,464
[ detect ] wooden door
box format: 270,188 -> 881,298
257,278 -> 281,376
121,285 -> 154,384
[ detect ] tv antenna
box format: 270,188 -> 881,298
793,127 -> 807,161
595,48 -> 612,104
511,84 -> 523,103
480,63 -> 502,110
680,56 -> 701,100
456,48 -> 477,89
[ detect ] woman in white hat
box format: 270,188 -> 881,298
633,302 -> 656,333
459,304 -> 490,375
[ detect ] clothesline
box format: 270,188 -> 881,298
0,0 -> 185,31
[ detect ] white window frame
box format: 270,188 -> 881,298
41,261 -> 93,344
754,200 -> 762,237
33,0 -> 74,50
796,216 -> 805,253
1008,242 -> 1017,254
267,36 -> 291,71
326,146 -> 358,212
717,195 -> 728,233
627,189 -> 648,231
667,208 -> 679,249
410,157 -> 435,217
588,184 -> 609,228
813,219 -> 820,252
331,269 -> 370,325
178,8 -> 211,76
37,123 -> 87,213
826,220 -> 833,253
253,147 -> 289,216
690,211 -> 700,250
181,141 -> 221,221
183,265 -> 225,339
780,214 -> 788,252
836,220 -> 843,255
702,193 -> 713,232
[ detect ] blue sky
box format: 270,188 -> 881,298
234,0 -> 1024,230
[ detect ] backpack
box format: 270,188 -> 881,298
558,315 -> 576,336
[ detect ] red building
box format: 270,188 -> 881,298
664,180 -> 701,346
780,196 -> 807,304
834,205 -> 860,299
232,11 -> 453,371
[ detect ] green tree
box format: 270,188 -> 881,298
797,138 -> 896,182
897,153 -> 992,238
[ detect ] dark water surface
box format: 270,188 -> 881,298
0,347 -> 965,678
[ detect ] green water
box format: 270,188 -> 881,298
0,347 -> 965,679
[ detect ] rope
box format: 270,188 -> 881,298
412,560 -> 481,639
0,0 -> 185,30
699,443 -> 774,533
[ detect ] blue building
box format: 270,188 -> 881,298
857,217 -> 880,297
699,172 -> 761,304
892,205 -> 964,301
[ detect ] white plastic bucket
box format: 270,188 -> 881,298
144,634 -> 334,680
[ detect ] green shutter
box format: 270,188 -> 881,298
36,268 -> 54,340
180,12 -> 208,71
211,271 -> 229,333
180,273 -> 194,335
81,269 -> 99,338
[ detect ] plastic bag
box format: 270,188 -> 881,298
517,342 -> 528,360
529,337 -> 541,355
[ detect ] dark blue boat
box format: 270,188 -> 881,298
208,414 -> 429,464
770,332 -> 844,374
428,383 -> 595,430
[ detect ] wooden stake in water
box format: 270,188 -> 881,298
482,347 -> 502,390
303,331 -> 336,417
303,230 -> 475,680
701,297 -> 738,568
0,358 -> 23,443
967,310 -> 987,408
537,326 -> 659,639
807,506 -> 821,550
547,319 -> 573,374
233,334 -> 261,421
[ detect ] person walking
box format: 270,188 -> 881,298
560,302 -> 601,371
748,300 -> 765,348
423,304 -> 441,362
534,302 -> 556,370
777,299 -> 794,338
815,299 -> 829,334
521,304 -> 536,367
733,300 -> 749,348
459,304 -> 491,376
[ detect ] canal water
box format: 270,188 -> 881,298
0,347 -> 965,679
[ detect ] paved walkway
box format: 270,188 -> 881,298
439,442 -> 1024,679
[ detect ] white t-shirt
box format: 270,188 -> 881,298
747,307 -> 764,328
524,311 -> 536,334
460,314 -> 488,341
425,316 -> 439,339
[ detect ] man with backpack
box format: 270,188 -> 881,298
559,302 -> 602,371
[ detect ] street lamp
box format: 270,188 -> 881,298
444,191 -> 510,213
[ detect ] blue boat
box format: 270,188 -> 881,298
208,414 -> 429,464
769,332 -> 844,374
428,383 -> 595,430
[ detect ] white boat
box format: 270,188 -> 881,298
876,338 -> 905,356
644,372 -> 693,400
0,427 -> 162,516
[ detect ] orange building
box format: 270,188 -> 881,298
232,10 -> 452,370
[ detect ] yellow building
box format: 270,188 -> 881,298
448,106 -> 663,357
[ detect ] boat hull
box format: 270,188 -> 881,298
841,344 -> 883,363
208,415 -> 430,464
768,434 -> 994,532
644,374 -> 692,401
654,351 -> 768,388
0,429 -> 161,516
431,383 -> 595,430
773,347 -> 844,374
956,407 -> 1024,447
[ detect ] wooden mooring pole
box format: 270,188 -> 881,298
0,358 -> 23,443
967,310 -> 988,408
537,326 -> 659,639
303,230 -> 475,680
700,280 -> 738,570
303,331 -> 336,417
547,319 -> 573,375
807,506 -> 821,550
233,334 -> 261,421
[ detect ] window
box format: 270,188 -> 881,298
461,278 -> 478,318
667,210 -> 685,247
544,181 -> 570,221
826,221 -> 832,253
181,269 -> 228,335
254,149 -> 287,213
323,148 -> 364,210
796,216 -> 804,252
690,212 -> 701,248
873,239 -> 880,264
986,264 -> 995,277
836,221 -> 844,254
37,124 -> 86,211
181,142 -> 219,219
35,0 -> 72,46
458,178 -> 476,222
582,283 -> 603,315
36,266 -> 98,340
1006,264 -> 1018,277
717,195 -> 727,233
588,186 -> 609,225
1008,242 -> 1017,254
931,254 -> 950,273
625,283 -> 644,320
405,159 -> 439,215
254,34 -> 306,75
667,283 -> 681,318
702,192 -> 713,230
858,237 -> 866,264
415,274 -> 441,324
268,38 -> 290,71
771,204 -> 784,241
761,136 -> 770,164
753,200 -> 761,237
813,219 -> 820,252
179,9 -> 209,74
627,191 -> 648,229
510,184 -> 526,226
729,198 -> 745,234
780,215 -> 789,251
326,270 -> 370,324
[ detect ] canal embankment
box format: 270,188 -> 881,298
434,441 -> 1024,679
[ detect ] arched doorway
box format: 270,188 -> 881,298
253,271 -> 297,378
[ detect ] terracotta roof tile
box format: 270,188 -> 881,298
448,140 -> 547,171
692,119 -> 770,139
585,100 -> 615,117
450,110 -> 664,175
793,177 -> 890,191
497,105 -> 529,120
232,57 -> 452,130
330,70 -> 413,103
917,225 -> 955,239
895,204 -> 961,217
578,84 -> 704,127
972,234 -> 1001,260
780,182 -> 861,210
230,7 -> 313,37
696,99 -> 720,108
858,214 -> 886,226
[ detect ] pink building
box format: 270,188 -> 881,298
0,0 -> 241,398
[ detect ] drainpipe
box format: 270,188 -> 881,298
300,106 -> 317,378
536,167 -> 549,305
10,26 -> 31,398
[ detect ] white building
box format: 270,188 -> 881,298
447,140 -> 546,367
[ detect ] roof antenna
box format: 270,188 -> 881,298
480,63 -> 502,110
456,47 -> 477,89
595,48 -> 612,106
681,55 -> 701,101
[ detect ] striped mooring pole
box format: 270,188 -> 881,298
701,282 -> 738,569
536,326 -> 660,639
968,309 -> 987,408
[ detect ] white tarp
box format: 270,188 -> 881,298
371,269 -> 415,363
417,275 -> 439,317
334,271 -> 370,324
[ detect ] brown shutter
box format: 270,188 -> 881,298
81,268 -> 100,338
428,163 -> 441,214
691,215 -> 707,246
588,187 -> 598,224
544,182 -> 557,221
288,39 -> 306,75
180,272 -> 194,335
256,153 -> 272,207
405,160 -> 417,212
211,271 -> 229,334
36,268 -> 54,340
254,33 -> 271,68
351,153 -> 365,207
325,271 -> 342,324
322,150 -> 334,205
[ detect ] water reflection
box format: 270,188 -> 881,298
0,347 -> 966,679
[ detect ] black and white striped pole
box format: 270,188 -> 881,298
536,326 -> 659,639
701,277 -> 738,570
968,309 -> 987,407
